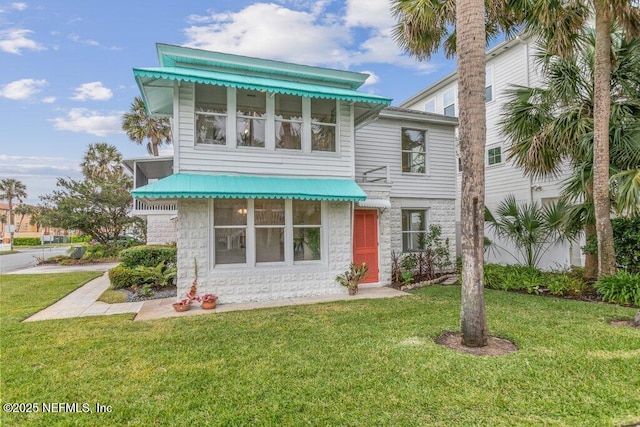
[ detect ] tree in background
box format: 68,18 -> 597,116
39,143 -> 135,247
0,178 -> 27,251
122,96 -> 172,156
501,30 -> 640,279
514,0 -> 640,277
392,0 -> 521,347
14,204 -> 34,233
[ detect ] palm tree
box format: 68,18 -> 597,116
81,142 -> 125,180
514,0 -> 640,277
392,0 -> 521,347
122,96 -> 172,156
0,178 -> 27,250
14,204 -> 33,233
501,30 -> 640,279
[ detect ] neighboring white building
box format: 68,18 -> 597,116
129,44 -> 458,304
400,37 -> 585,269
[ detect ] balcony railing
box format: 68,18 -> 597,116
134,199 -> 177,213
362,165 -> 390,183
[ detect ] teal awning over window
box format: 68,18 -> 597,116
132,173 -> 366,202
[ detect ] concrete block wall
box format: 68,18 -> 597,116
389,198 -> 457,268
146,214 -> 177,245
176,199 -> 353,303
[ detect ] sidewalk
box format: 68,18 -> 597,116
23,272 -> 143,322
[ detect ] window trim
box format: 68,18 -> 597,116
442,88 -> 456,117
401,208 -> 430,253
485,65 -> 494,103
424,98 -> 435,113
487,145 -> 502,166
401,127 -> 428,175
210,198 -> 325,268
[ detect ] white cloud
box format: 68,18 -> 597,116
11,2 -> 28,11
50,108 -> 123,137
41,96 -> 56,104
182,2 -> 433,75
71,82 -> 113,101
183,3 -> 352,67
0,28 -> 45,54
345,0 -> 395,29
0,78 -> 46,100
360,71 -> 379,87
68,33 -> 100,47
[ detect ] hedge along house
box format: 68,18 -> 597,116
131,44 -> 393,303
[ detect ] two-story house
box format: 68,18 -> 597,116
400,37 -> 585,270
129,44 -> 457,304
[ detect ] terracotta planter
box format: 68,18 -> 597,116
201,300 -> 217,310
172,303 -> 191,312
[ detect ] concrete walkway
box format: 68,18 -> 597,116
23,272 -> 143,322
14,262 -> 409,322
134,287 -> 409,321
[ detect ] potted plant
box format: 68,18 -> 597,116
172,298 -> 192,312
200,294 -> 218,310
336,263 -> 368,296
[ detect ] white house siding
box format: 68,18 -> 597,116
175,83 -> 355,179
402,38 -> 583,269
146,214 -> 177,245
176,199 -> 353,303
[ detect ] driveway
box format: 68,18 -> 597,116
4,262 -> 119,275
0,246 -> 72,273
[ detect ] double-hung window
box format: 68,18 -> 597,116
402,128 -> 426,173
487,146 -> 502,165
236,89 -> 266,147
311,98 -> 337,152
443,88 -> 456,117
195,84 -> 227,145
275,94 -> 302,150
402,209 -> 427,252
255,199 -> 285,263
293,200 -> 322,261
424,99 -> 435,113
486,66 -> 494,102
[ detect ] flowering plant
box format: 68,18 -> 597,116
201,294 -> 218,303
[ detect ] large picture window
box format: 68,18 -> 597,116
311,98 -> 337,152
402,128 -> 426,173
402,209 -> 427,252
236,89 -> 266,147
195,84 -> 227,145
255,199 -> 285,263
214,199 -> 247,264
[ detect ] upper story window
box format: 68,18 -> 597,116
237,89 -> 266,148
486,65 -> 494,102
311,98 -> 337,152
487,146 -> 502,165
195,84 -> 227,145
275,94 -> 302,150
402,128 -> 426,174
443,88 -> 455,117
424,99 -> 435,113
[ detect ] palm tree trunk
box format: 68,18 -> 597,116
593,2 -> 617,277
8,198 -> 14,251
457,0 -> 487,347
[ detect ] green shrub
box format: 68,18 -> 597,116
594,271 -> 640,306
70,235 -> 92,243
120,245 -> 176,268
612,217 -> 640,273
13,237 -> 42,246
82,243 -> 120,260
108,265 -> 145,289
133,262 -> 177,288
483,264 -> 544,292
544,274 -> 586,296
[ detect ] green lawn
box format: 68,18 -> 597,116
1,274 -> 639,426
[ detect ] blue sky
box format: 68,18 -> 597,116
0,0 -> 461,204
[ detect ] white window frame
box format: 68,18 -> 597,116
401,127 -> 428,175
194,84 -> 228,146
485,65 -> 494,103
443,88 -> 456,117
424,98 -> 436,113
487,145 -> 502,166
401,209 -> 430,252
211,199 -> 325,268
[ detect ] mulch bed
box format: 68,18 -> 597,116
434,331 -> 519,356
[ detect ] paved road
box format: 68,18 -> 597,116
0,246 -> 71,273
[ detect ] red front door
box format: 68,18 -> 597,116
353,210 -> 379,284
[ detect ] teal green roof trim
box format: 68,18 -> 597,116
132,174 -> 367,202
134,67 -> 392,105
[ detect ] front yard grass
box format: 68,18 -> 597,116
1,274 -> 639,426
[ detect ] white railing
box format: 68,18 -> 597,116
134,199 -> 177,212
362,165 -> 390,183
